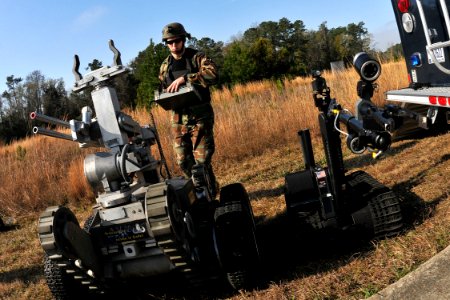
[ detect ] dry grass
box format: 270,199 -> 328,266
0,61 -> 449,299
0,136 -> 89,216
132,60 -> 408,173
226,133 -> 450,300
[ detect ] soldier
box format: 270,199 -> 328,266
158,22 -> 219,197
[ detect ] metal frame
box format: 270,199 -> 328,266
417,0 -> 450,74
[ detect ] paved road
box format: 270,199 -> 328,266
369,244 -> 450,300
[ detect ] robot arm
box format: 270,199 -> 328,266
30,40 -> 159,204
311,52 -> 428,158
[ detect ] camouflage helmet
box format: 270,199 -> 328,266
162,22 -> 191,41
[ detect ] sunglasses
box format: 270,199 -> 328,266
166,38 -> 183,45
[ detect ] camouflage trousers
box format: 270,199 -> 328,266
171,111 -> 215,179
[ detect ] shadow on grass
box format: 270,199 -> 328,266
344,128 -> 448,171
344,140 -> 418,170
0,265 -> 43,284
144,150 -> 448,299
394,153 -> 450,230
30,153 -> 449,300
240,152 -> 449,294
111,272 -> 236,300
247,185 -> 285,200
0,224 -> 20,232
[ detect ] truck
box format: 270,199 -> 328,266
387,0 -> 450,136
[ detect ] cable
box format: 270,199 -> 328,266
333,110 -> 350,137
120,143 -> 132,184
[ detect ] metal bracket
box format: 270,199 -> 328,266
72,39 -> 128,92
417,0 -> 450,74
109,39 -> 122,66
73,55 -> 83,81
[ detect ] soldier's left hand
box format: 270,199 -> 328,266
167,76 -> 186,93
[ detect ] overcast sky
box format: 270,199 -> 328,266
0,0 -> 400,92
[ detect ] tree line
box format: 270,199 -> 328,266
0,18 -> 403,144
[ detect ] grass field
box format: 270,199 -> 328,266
0,61 -> 449,299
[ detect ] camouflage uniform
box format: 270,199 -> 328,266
159,48 -> 218,183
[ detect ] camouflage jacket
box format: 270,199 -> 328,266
159,48 -> 218,119
159,47 -> 218,90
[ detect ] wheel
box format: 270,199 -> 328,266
284,170 -> 320,219
219,183 -> 255,225
44,254 -> 94,300
345,170 -> 389,208
213,200 -> 260,290
348,171 -> 403,238
219,183 -> 260,260
429,107 -> 449,135
367,190 -> 403,238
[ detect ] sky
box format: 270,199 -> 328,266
0,0 -> 401,93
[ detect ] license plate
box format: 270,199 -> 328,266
428,47 -> 446,64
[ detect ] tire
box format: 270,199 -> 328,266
346,170 -> 389,208
213,201 -> 259,290
219,183 -> 255,226
429,107 -> 449,135
348,171 -> 403,238
219,183 -> 260,262
368,191 -> 403,238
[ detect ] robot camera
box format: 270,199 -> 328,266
353,52 -> 381,82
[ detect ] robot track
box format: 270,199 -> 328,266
145,182 -> 218,288
38,206 -> 104,299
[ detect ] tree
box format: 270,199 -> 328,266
248,38 -> 276,80
0,17 -> 380,123
42,78 -> 67,118
221,41 -> 255,84
86,59 -> 103,71
306,22 -> 333,71
238,18 -> 309,78
67,90 -> 92,119
24,70 -> 45,114
335,22 -> 371,63
130,39 -> 169,108
383,43 -> 404,61
3,75 -> 24,114
188,37 -> 225,73
304,21 -> 371,71
113,73 -> 138,109
0,75 -> 28,143
283,19 -> 309,76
